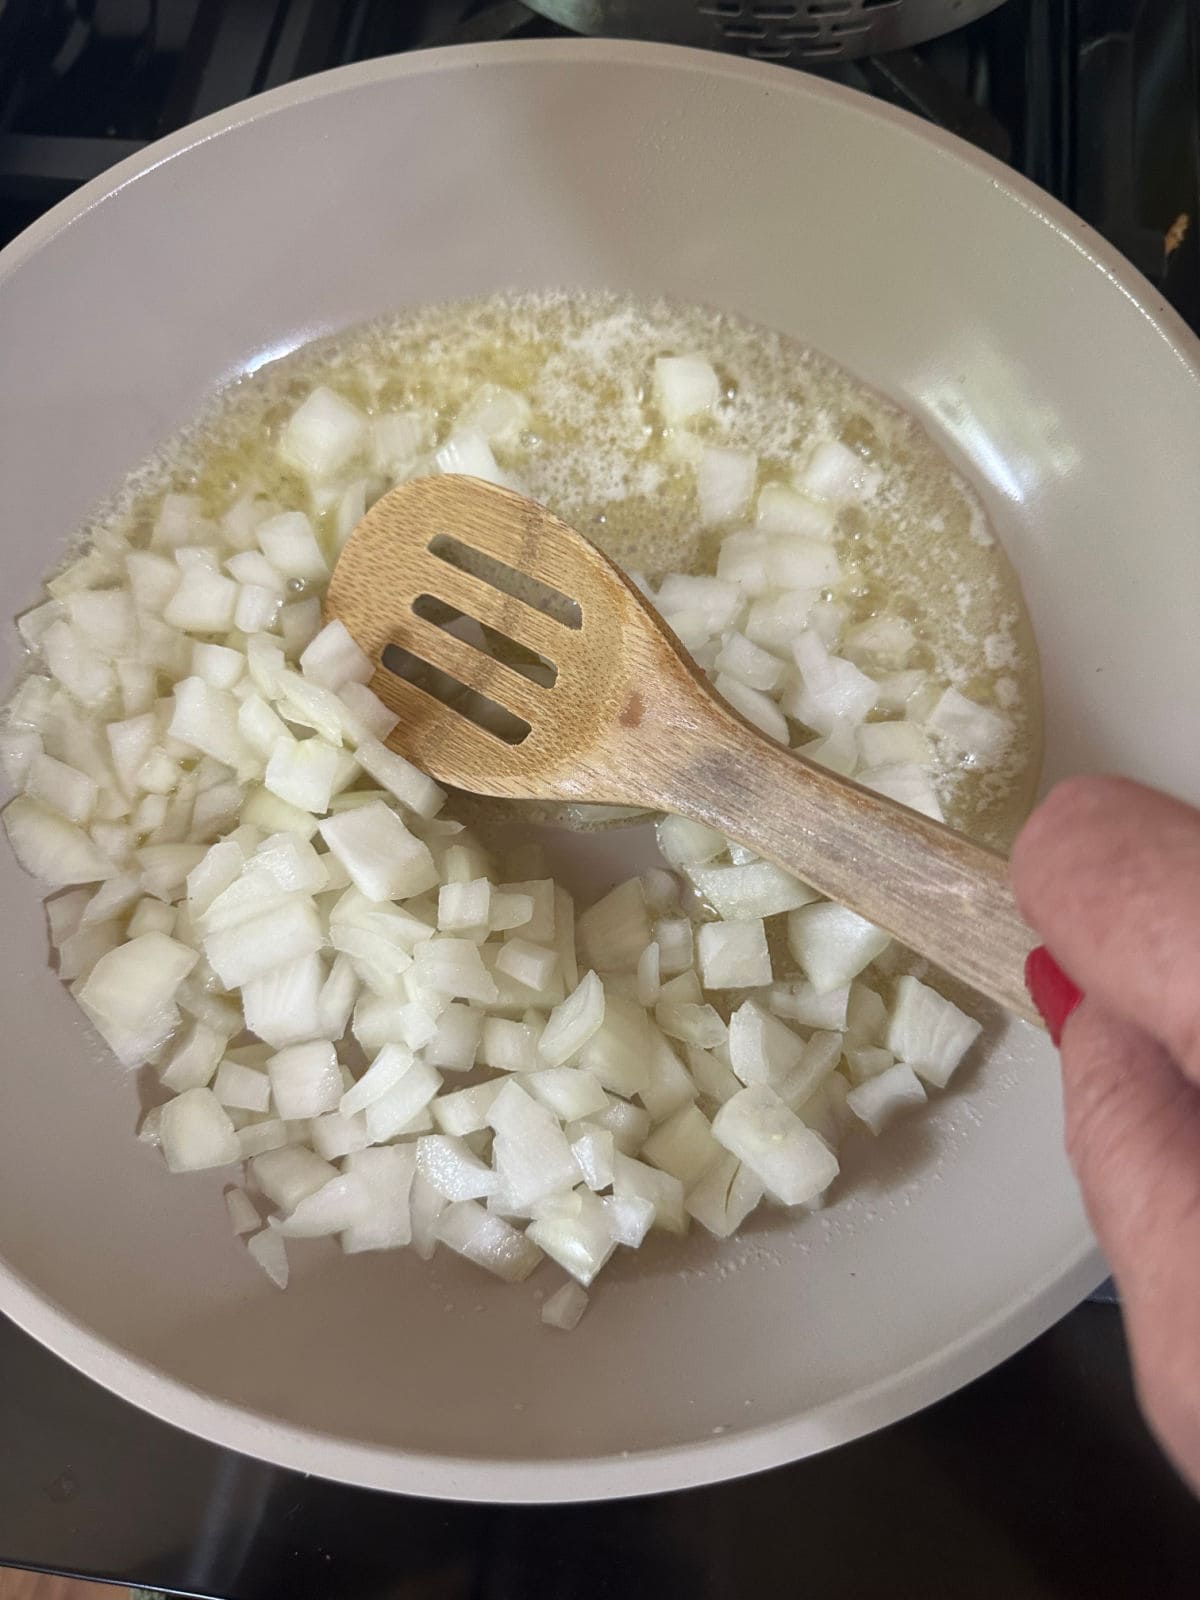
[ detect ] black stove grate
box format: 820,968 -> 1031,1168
0,0 -> 1196,332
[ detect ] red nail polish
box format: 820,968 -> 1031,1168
1025,946 -> 1084,1045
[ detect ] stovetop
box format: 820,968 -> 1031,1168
1,1 -> 1199,1593
1,0 -> 1197,329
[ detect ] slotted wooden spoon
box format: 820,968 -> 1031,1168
326,475 -> 1040,1024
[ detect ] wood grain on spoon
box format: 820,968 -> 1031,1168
325,475 -> 1040,1024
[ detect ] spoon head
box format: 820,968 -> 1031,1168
324,476 -> 684,803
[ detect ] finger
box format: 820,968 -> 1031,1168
1059,1000 -> 1200,1491
1012,775 -> 1200,1084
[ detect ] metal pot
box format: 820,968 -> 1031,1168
523,0 -> 1008,63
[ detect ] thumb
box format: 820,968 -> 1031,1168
1061,1000 -> 1200,1492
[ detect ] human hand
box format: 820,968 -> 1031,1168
1012,775 -> 1200,1494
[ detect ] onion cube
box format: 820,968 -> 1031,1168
541,1281 -> 590,1331
885,975 -> 983,1088
299,620 -> 373,692
641,1103 -> 723,1191
655,814 -> 725,867
434,428 -> 514,489
247,1229 -> 289,1289
640,1033 -> 697,1123
926,687 -> 1010,766
686,860 -> 817,921
417,1134 -> 498,1201
319,800 -> 438,903
480,1016 -> 543,1073
159,1020 -> 228,1093
251,1145 -> 338,1212
204,898 -> 322,988
728,999 -> 805,1085
438,877 -> 491,933
4,795 -> 116,888
578,994 -> 651,1097
432,1079 -> 504,1138
353,736 -> 445,820
267,1041 -> 341,1119
570,1125 -> 615,1191
653,354 -> 719,425
213,1058 -> 272,1114
587,1098 -> 651,1157
777,1029 -> 844,1111
362,1057 -> 443,1143
413,938 -> 499,1004
340,1145 -> 418,1253
786,903 -> 890,994
495,937 -> 558,992
712,1085 -> 839,1205
769,980 -> 850,1031
756,482 -> 835,539
159,1087 -> 241,1172
225,1187 -> 261,1236
279,387 -> 368,480
487,1081 -> 581,1209
602,1192 -> 655,1248
846,1062 -> 928,1133
424,1003 -> 485,1073
257,511 -> 328,582
612,1152 -> 686,1233
696,919 -> 772,989
524,1066 -> 608,1122
310,1108 -> 371,1160
528,1189 -> 615,1287
796,438 -> 869,502
698,446 -> 756,526
685,1152 -> 764,1238
436,1200 -> 542,1282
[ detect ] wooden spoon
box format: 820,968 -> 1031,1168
325,475 -> 1040,1024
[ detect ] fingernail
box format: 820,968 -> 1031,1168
1025,946 -> 1084,1045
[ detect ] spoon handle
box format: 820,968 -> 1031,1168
649,706 -> 1040,1024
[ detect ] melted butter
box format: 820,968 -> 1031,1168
90,291 -> 1041,848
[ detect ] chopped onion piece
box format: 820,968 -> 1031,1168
686,1153 -> 764,1238
695,919 -> 772,989
319,800 -> 438,903
846,1062 -> 927,1133
686,860 -> 816,920
300,620 -> 373,691
437,1200 -> 541,1282
225,1187 -> 260,1235
279,387 -> 368,480
528,1189 -> 614,1287
247,1228 -> 289,1289
786,903 -> 890,994
4,795 -> 115,887
267,1041 -> 341,1119
541,1280 -> 590,1331
353,735 -> 445,819
274,1173 -> 371,1237
886,974 -> 983,1088
252,1145 -> 338,1212
698,446 -> 756,526
159,1088 -> 241,1173
213,1058 -> 272,1114
728,999 -> 805,1085
340,1145 -> 417,1253
434,428 -> 514,489
712,1085 -> 839,1205
417,1134 -> 499,1201
641,1103 -> 723,1190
